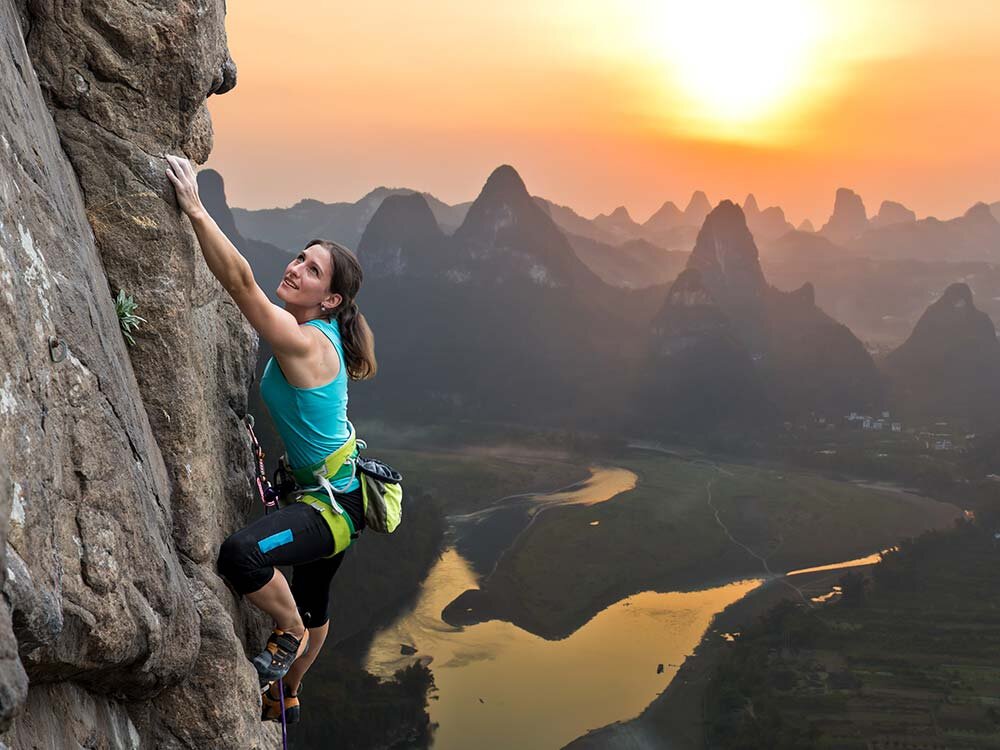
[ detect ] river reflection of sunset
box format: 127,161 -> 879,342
365,548 -> 762,750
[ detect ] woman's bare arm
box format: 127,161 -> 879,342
165,155 -> 311,357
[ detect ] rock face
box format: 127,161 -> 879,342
820,188 -> 869,245
882,283 -> 1000,427
1,2 -> 275,747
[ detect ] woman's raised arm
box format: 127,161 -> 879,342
165,154 -> 311,357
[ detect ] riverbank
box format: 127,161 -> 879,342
446,449 -> 961,639
563,564 -> 865,749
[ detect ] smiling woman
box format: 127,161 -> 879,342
649,0 -> 831,140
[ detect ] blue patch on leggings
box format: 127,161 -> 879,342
258,529 -> 293,554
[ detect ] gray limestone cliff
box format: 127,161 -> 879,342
1,1 -> 276,746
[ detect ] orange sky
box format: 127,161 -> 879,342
206,1 -> 1000,227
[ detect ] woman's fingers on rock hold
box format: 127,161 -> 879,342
164,154 -> 202,216
165,154 -> 192,179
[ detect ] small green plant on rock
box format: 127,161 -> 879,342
115,289 -> 146,346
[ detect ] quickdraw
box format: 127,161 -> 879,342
245,414 -> 279,514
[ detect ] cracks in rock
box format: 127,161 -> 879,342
72,349 -> 146,472
73,469 -> 88,498
5,35 -> 25,83
81,56 -> 144,98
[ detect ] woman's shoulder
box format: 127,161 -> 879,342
302,319 -> 345,371
303,317 -> 342,342
304,317 -> 340,335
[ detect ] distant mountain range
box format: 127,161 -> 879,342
231,188 -> 471,253
880,282 -> 1000,427
208,166 -> 1000,434
646,201 -> 883,427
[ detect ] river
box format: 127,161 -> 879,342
361,462 -> 903,750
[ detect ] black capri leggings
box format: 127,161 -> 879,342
217,486 -> 363,628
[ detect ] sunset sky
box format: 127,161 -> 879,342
206,1 -> 1000,227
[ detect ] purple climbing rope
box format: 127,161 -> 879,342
279,679 -> 288,750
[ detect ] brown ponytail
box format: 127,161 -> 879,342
305,239 -> 377,380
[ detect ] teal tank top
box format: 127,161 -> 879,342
260,318 -> 359,492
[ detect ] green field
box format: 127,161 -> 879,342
467,449 -> 961,639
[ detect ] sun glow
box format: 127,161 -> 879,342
648,0 -> 832,140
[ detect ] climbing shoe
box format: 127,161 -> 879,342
252,629 -> 303,690
261,681 -> 300,724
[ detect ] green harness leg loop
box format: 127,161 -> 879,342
287,422 -> 361,556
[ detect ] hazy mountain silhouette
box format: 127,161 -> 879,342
849,202 -> 1000,262
535,196 -> 618,244
820,187 -> 869,245
593,205 -> 643,242
870,200 -> 916,229
231,188 -> 470,252
538,192 -> 705,258
742,193 -> 795,242
356,192 -> 447,278
689,201 -> 769,299
352,165 -> 642,430
662,201 -> 883,418
881,283 -> 1000,428
644,199 -> 685,232
563,233 -> 688,289
450,164 -> 606,290
539,195 -> 698,253
683,190 -> 712,228
761,229 -> 852,265
761,241 -> 1000,349
637,196 -> 705,250
639,268 -> 775,431
217,165 -> 979,431
797,219 -> 815,232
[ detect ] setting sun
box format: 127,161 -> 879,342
649,0 -> 830,138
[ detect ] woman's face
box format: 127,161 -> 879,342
277,244 -> 340,312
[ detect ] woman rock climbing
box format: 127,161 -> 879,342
166,154 -> 377,723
